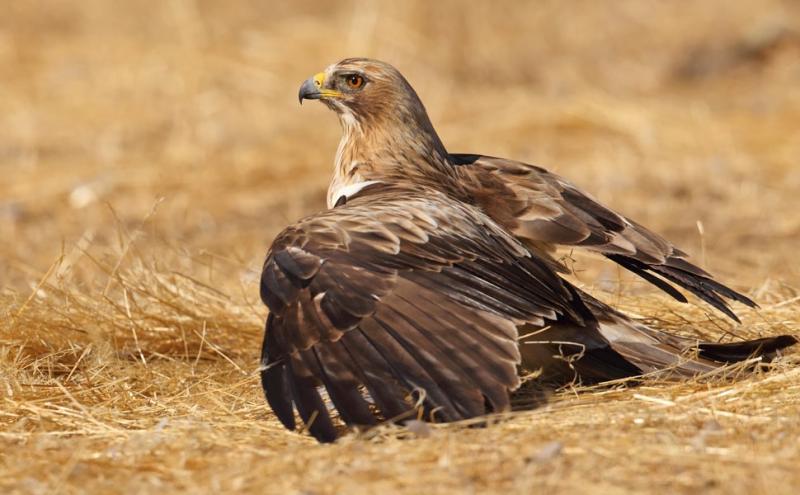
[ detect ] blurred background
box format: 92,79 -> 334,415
2,2 -> 800,493
2,0 -> 800,294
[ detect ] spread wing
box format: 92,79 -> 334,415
452,154 -> 756,322
259,187 -> 600,442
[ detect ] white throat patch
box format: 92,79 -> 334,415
328,180 -> 382,208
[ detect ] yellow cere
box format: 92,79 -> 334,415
312,71 -> 343,98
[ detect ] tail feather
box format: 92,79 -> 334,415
520,291 -> 797,387
697,335 -> 798,363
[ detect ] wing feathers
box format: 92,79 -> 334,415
376,307 -> 487,418
390,291 -> 516,412
453,154 -> 757,320
260,315 -> 296,430
259,182 -> 793,443
260,190 -> 589,439
286,355 -> 338,442
607,255 -> 689,303
309,345 -> 377,426
354,320 -> 459,421
273,247 -> 322,280
339,328 -> 420,420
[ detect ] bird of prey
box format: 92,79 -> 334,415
259,58 -> 796,442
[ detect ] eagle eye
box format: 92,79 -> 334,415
344,74 -> 365,90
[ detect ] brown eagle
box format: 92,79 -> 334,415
260,58 -> 796,442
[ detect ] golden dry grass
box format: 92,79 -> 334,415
2,1 -> 800,493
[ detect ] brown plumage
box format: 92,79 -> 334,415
262,58 -> 796,442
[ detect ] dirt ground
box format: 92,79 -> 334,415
2,1 -> 800,494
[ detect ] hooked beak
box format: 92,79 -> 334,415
298,72 -> 342,104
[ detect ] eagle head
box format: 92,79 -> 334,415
298,58 -> 454,192
298,58 -> 429,127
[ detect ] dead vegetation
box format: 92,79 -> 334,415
1,1 -> 800,493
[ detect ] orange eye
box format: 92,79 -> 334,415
345,74 -> 364,89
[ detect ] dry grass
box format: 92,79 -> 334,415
2,1 -> 800,493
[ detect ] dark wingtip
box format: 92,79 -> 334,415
736,292 -> 759,309
261,316 -> 296,430
310,424 -> 339,443
723,307 -> 742,324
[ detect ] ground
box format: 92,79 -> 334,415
2,1 -> 800,494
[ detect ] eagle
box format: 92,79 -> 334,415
259,58 -> 796,442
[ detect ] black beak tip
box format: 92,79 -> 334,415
298,78 -> 320,106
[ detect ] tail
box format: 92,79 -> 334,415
519,292 -> 797,386
696,335 -> 799,363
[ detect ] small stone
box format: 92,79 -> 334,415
532,441 -> 563,463
404,420 -> 432,438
